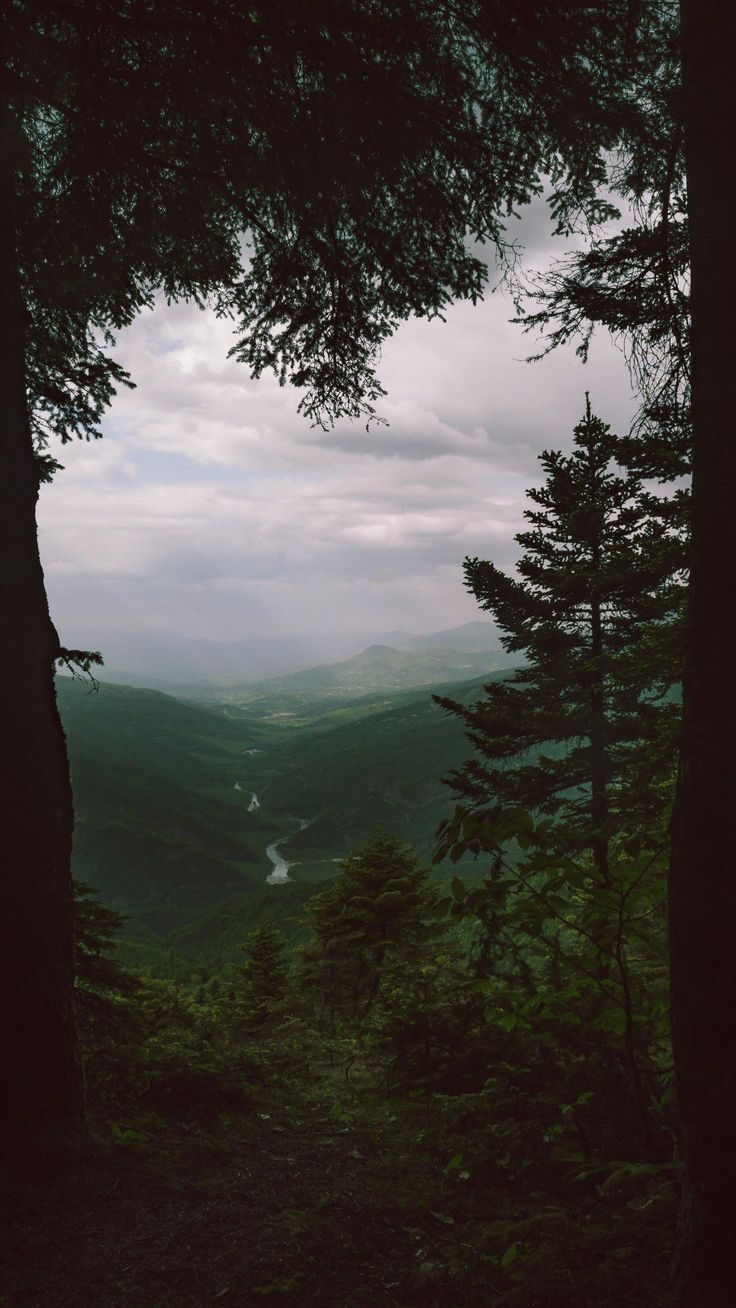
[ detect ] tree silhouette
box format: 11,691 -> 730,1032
438,398 -> 684,872
437,399 -> 684,1146
508,4 -> 736,1292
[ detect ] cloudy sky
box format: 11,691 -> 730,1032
38,201 -> 637,665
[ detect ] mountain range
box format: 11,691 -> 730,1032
210,642 -> 505,711
89,621 -> 506,693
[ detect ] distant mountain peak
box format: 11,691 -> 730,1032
239,641 -> 505,700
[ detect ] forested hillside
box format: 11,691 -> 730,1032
57,666 -> 499,968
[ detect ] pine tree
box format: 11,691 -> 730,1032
235,923 -> 290,1029
301,832 -> 439,1022
505,4 -> 736,1286
437,398 -> 684,873
436,401 -> 684,1147
74,882 -> 136,1014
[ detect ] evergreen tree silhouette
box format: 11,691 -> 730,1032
437,397 -> 684,874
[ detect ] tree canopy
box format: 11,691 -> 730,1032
8,0 -> 669,441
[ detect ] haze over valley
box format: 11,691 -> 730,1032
83,619 -> 507,694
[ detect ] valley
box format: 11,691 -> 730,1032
58,637 -> 509,978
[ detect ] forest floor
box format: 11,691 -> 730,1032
1,1097 -> 426,1308
1,1092 -> 677,1308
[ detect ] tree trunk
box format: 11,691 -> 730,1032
669,2 -> 736,1300
0,94 -> 86,1159
588,588 -> 610,887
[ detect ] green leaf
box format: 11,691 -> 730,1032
451,876 -> 466,902
501,1242 -> 519,1267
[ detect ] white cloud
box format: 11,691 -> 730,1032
38,201 -> 637,650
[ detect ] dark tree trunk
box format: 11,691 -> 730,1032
0,95 -> 86,1158
590,583 -> 653,1148
670,2 -> 736,1300
588,588 -> 610,887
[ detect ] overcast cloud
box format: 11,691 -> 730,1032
38,202 -> 638,662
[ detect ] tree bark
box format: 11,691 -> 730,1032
588,588 -> 610,888
0,93 -> 86,1159
669,2 -> 736,1300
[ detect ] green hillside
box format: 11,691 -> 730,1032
259,674 -> 512,865
58,677 -> 294,931
58,668 -> 505,969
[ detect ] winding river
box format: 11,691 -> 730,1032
265,839 -> 292,884
265,818 -> 310,884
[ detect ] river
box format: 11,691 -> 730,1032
265,839 -> 292,884
265,818 -> 310,884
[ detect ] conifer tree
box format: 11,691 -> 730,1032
301,833 -> 439,1022
505,5 -> 736,1289
72,882 -> 143,1112
437,397 -> 684,872
436,400 -> 685,1147
236,923 -> 290,1029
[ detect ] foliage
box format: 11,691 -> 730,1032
74,879 -> 139,1070
233,922 -> 290,1030
5,0 -> 678,678
7,0 -> 664,445
23,5 -> 690,1294
513,0 -> 685,427
72,822 -> 678,1305
430,403 -> 684,1159
436,399 -> 685,856
300,832 -> 442,1023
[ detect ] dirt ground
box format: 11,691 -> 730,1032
0,1104 -> 442,1308
1,1098 -> 677,1307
